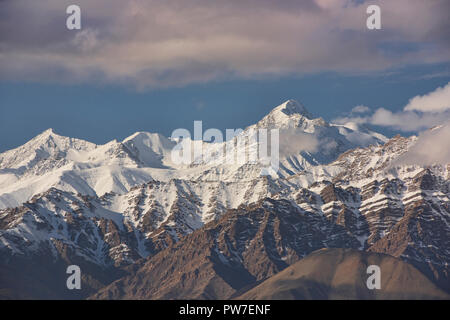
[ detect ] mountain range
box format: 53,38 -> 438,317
0,100 -> 449,299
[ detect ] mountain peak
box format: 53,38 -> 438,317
272,100 -> 312,119
254,99 -> 315,129
30,128 -> 62,143
38,128 -> 56,137
27,128 -> 97,155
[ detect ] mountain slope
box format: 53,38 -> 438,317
236,248 -> 449,300
90,199 -> 361,300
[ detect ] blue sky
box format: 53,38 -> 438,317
1,63 -> 449,152
1,0 -> 450,152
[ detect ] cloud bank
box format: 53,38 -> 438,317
393,123 -> 450,166
279,129 -> 319,157
0,0 -> 449,88
334,82 -> 450,132
404,82 -> 450,112
351,105 -> 371,114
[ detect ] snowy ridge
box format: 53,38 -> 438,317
0,100 -> 389,209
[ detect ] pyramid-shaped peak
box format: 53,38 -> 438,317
32,128 -> 60,141
40,128 -> 55,136
272,100 -> 312,118
25,128 -> 96,153
253,99 -> 318,130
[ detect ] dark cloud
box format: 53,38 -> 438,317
0,0 -> 449,88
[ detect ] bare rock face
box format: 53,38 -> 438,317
236,248 -> 449,300
90,175 -> 450,300
90,199 -> 361,300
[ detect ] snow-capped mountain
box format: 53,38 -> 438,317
0,100 -> 387,209
0,99 -> 449,299
0,130 -> 175,209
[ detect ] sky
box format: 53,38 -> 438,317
1,0 -> 450,152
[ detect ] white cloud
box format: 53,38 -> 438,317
333,82 -> 450,132
393,123 -> 450,166
279,129 -> 319,156
370,108 -> 450,131
333,115 -> 369,126
351,105 -> 370,114
404,82 -> 450,112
